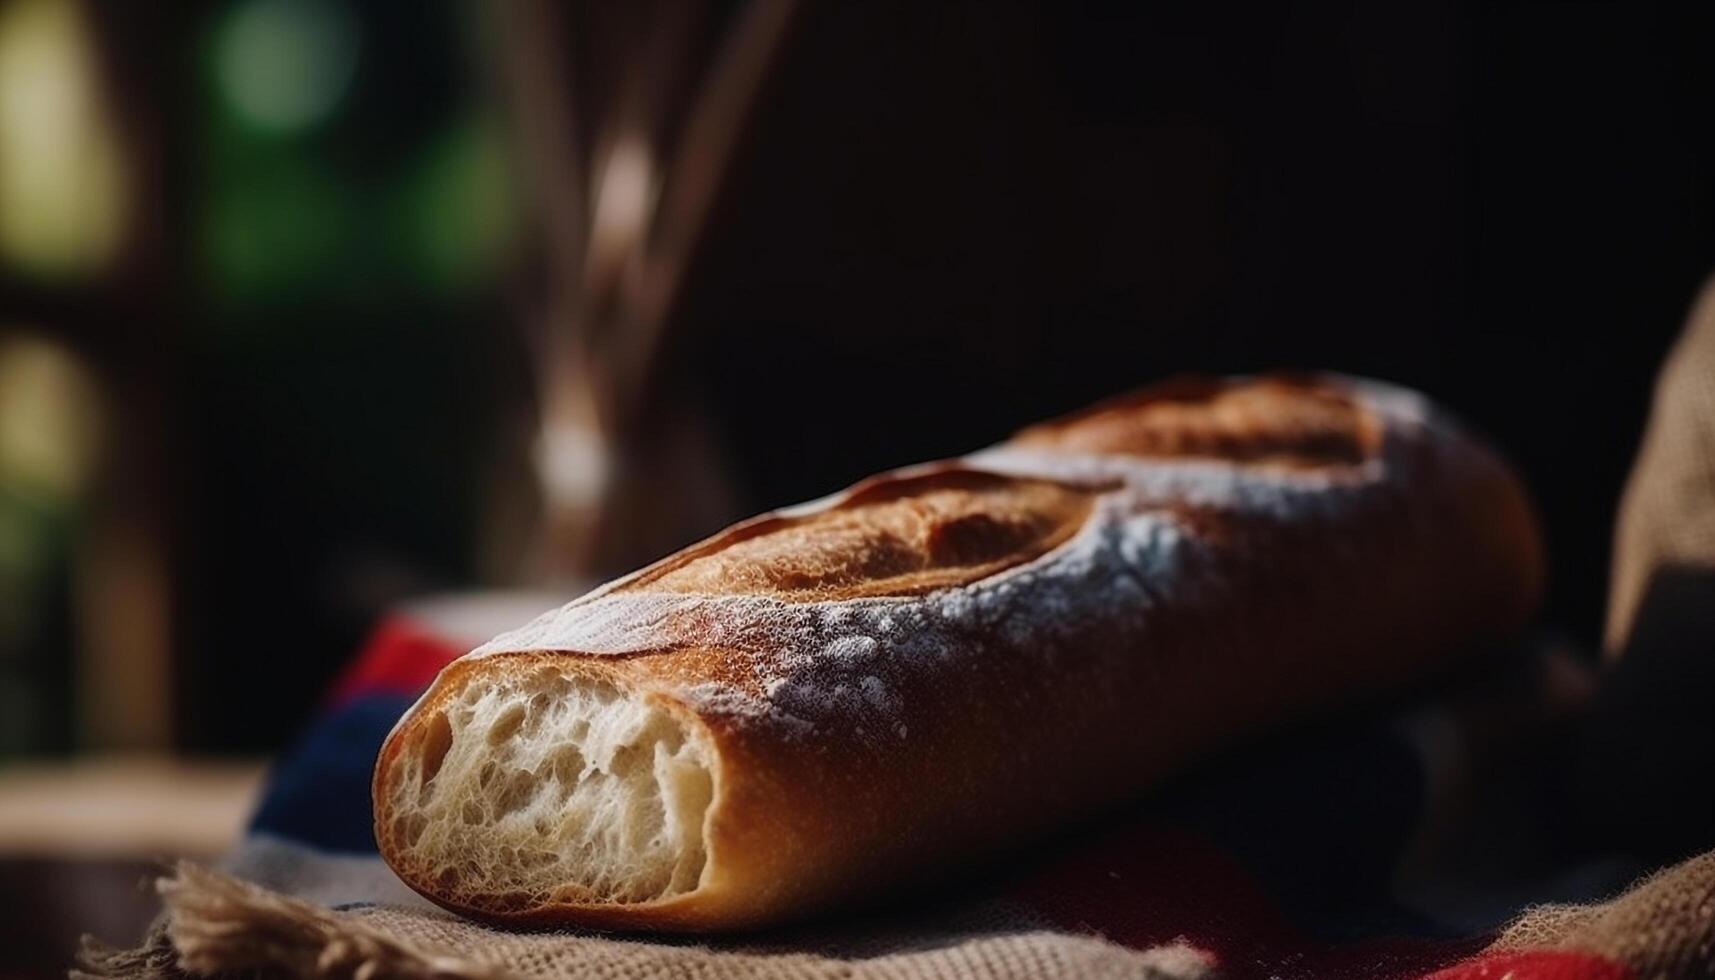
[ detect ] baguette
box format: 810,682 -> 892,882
373,374 -> 1541,931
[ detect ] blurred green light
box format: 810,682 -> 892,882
396,113 -> 517,293
212,0 -> 359,134
0,336 -> 86,650
201,157 -> 348,302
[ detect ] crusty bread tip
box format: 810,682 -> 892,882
373,373 -> 1541,931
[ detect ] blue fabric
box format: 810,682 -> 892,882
248,694 -> 414,854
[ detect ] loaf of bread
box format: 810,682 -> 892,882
373,374 -> 1541,931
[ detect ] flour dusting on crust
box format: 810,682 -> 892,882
468,378 -> 1455,743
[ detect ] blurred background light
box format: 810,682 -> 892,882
212,0 -> 359,135
586,136 -> 655,284
0,0 -> 128,280
0,332 -> 102,756
537,406 -> 611,515
396,111 -> 518,294
200,154 -> 349,303
0,333 -> 102,503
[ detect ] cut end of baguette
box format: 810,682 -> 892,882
377,665 -> 714,913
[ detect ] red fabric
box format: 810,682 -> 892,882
325,614 -> 464,709
1011,824 -> 1479,979
1012,825 -> 1298,965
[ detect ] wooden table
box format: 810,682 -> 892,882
0,759 -> 263,979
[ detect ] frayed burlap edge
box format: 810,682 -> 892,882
73,928 -> 183,980
74,863 -> 511,980
1490,849 -> 1715,978
72,862 -> 1217,980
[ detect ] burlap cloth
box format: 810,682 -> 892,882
72,850 -> 1715,980
75,862 -> 1218,979
1607,276 -> 1715,657
74,289 -> 1715,978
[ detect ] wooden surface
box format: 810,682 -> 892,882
0,757 -> 262,857
0,758 -> 264,978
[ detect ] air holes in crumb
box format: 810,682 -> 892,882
608,743 -> 644,778
551,746 -> 585,786
495,771 -> 535,816
419,711 -> 452,786
488,703 -> 527,745
386,670 -> 714,908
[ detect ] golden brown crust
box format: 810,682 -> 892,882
622,471 -> 1096,601
1012,374 -> 1383,467
373,373 -> 1543,932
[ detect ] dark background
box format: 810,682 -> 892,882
679,1 -> 1713,670
4,0 -> 1713,757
